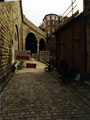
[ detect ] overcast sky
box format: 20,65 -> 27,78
22,0 -> 83,27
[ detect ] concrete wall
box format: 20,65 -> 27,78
56,14 -> 85,73
0,1 -> 22,83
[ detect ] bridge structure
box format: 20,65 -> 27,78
23,16 -> 47,56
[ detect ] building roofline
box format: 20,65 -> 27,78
43,13 -> 60,21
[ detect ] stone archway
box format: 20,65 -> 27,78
39,38 -> 46,51
26,33 -> 37,53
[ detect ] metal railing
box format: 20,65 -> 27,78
59,0 -> 77,26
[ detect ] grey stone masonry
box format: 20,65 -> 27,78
1,66 -> 90,120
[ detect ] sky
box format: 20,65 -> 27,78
22,0 -> 83,27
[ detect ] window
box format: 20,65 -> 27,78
52,20 -> 54,25
52,28 -> 55,32
56,16 -> 59,20
47,16 -> 50,20
48,28 -> 50,34
48,21 -> 50,25
43,22 -> 46,28
52,16 -> 55,20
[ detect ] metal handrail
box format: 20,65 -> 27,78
66,5 -> 77,17
61,0 -> 76,17
59,0 -> 77,25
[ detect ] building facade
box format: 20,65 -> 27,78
40,14 -> 60,65
42,14 -> 60,37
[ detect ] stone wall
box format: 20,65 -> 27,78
0,1 -> 22,83
0,1 -> 47,83
23,16 -> 47,51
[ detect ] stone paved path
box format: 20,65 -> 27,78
1,61 -> 90,120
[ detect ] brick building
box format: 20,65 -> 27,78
40,14 -> 60,64
41,14 -> 60,37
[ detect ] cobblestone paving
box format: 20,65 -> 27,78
1,69 -> 90,120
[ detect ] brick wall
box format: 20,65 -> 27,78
0,1 -> 22,83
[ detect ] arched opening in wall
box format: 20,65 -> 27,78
26,33 -> 37,53
39,38 -> 46,51
0,0 -> 4,2
15,25 -> 19,50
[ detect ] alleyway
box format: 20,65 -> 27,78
1,60 -> 90,120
